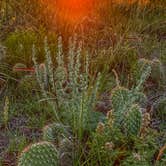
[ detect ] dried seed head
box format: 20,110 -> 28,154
104,142 -> 114,151
107,110 -> 114,128
106,110 -> 113,119
141,112 -> 151,137
143,113 -> 151,126
133,152 -> 141,161
96,122 -> 105,134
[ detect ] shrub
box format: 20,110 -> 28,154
32,37 -> 105,138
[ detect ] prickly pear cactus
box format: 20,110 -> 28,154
112,87 -> 130,127
133,58 -> 151,91
111,87 -> 129,112
124,105 -> 142,137
18,141 -> 58,166
111,87 -> 144,125
43,123 -> 74,166
111,85 -> 145,137
43,123 -> 70,143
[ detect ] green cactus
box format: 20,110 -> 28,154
43,123 -> 71,144
124,104 -> 142,137
18,141 -> 58,166
133,58 -> 151,91
111,87 -> 129,113
43,123 -> 73,166
111,66 -> 149,137
111,87 -> 145,126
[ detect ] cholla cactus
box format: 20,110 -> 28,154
18,142 -> 58,166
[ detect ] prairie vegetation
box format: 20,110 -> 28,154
0,0 -> 166,165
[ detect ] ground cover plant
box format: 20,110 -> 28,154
0,0 -> 166,165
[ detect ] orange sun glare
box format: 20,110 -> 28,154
40,0 -> 150,26
56,0 -> 94,24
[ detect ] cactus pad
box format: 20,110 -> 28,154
43,123 -> 70,143
124,105 -> 142,137
18,141 -> 58,166
111,87 -> 135,125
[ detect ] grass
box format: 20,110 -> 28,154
0,0 -> 166,165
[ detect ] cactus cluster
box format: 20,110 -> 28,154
110,60 -> 151,137
18,142 -> 58,166
18,123 -> 73,166
91,59 -> 152,164
111,87 -> 143,137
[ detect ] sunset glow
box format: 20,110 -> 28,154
40,0 -> 150,26
114,0 -> 150,5
56,0 -> 94,24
